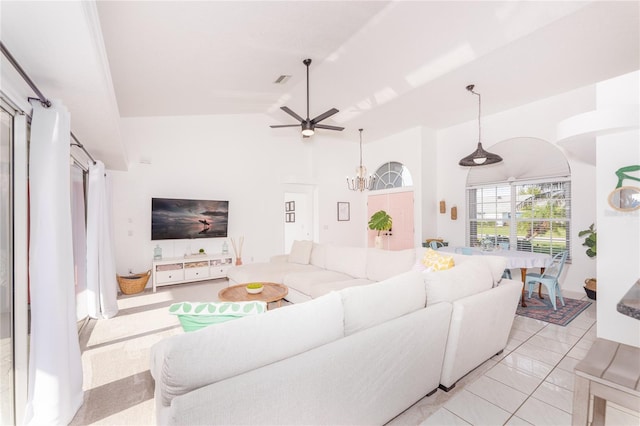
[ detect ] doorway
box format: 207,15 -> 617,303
284,186 -> 315,253
367,190 -> 415,250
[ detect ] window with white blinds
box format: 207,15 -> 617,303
467,179 -> 571,258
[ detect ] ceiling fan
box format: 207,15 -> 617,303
270,58 -> 344,137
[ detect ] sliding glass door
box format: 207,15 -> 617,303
1,101 -> 15,425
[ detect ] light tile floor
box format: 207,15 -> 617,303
388,289 -> 640,426
71,283 -> 640,426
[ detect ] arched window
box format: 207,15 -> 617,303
466,137 -> 572,257
372,161 -> 413,190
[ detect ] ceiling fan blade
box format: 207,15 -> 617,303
311,108 -> 339,124
270,124 -> 301,128
280,106 -> 305,122
314,124 -> 344,131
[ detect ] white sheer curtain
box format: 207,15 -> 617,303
71,166 -> 88,321
86,160 -> 118,319
25,101 -> 83,425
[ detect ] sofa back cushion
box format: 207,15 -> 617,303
310,243 -> 327,268
448,253 -> 507,285
326,245 -> 367,278
424,258 -> 494,305
153,292 -> 344,406
288,240 -> 313,265
366,248 -> 416,282
340,271 -> 427,336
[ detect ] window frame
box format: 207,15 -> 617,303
466,176 -> 571,259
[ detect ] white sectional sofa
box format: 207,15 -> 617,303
227,241 -> 416,303
150,250 -> 522,425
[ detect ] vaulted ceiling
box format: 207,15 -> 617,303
1,1 -> 638,170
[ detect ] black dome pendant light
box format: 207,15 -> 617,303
459,84 -> 503,166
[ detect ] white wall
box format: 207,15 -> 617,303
111,113 -> 314,273
435,85 -> 597,294
595,71 -> 640,347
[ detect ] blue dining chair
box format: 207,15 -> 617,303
526,251 -> 569,310
429,241 -> 444,250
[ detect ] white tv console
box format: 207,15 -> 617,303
152,253 -> 234,292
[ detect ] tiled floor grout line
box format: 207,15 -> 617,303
499,318 -> 596,424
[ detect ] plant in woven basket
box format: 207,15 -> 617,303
578,223 -> 597,300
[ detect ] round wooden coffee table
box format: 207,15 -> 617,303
218,282 -> 288,309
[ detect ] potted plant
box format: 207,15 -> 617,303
578,223 -> 597,299
368,210 -> 392,249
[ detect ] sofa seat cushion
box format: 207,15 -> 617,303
227,262 -> 320,285
283,270 -> 354,297
424,258 -> 494,305
309,278 -> 374,299
340,271 -> 427,336
366,248 -> 416,281
151,292 -> 345,407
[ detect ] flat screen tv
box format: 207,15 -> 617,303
152,198 -> 228,240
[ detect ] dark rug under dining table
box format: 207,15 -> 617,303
516,295 -> 592,326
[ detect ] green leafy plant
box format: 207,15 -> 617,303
368,210 -> 392,236
578,223 -> 596,258
198,248 -> 205,254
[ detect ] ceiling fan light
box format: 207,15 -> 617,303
301,121 -> 314,136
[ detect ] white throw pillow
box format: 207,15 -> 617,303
288,240 -> 313,265
340,271 -> 426,336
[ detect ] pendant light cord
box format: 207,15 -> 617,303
359,128 -> 363,166
467,85 -> 481,144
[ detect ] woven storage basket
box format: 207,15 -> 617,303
117,270 -> 151,295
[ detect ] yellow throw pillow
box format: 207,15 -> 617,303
422,248 -> 455,271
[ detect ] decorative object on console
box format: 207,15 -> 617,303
578,223 -> 597,300
337,202 -> 350,221
153,244 -> 162,260
368,210 -> 392,249
222,240 -> 229,254
459,84 -> 503,167
117,270 -> 151,295
439,200 -> 446,214
270,58 -> 344,137
347,128 -> 375,191
231,236 -> 244,265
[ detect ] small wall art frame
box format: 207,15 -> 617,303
285,201 -> 295,212
337,202 -> 350,221
285,212 -> 295,223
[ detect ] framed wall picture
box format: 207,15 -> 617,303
337,202 -> 350,221
285,212 -> 295,223
285,201 -> 296,212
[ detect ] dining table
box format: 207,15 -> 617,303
439,246 -> 553,307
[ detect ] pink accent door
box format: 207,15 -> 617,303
367,191 -> 414,250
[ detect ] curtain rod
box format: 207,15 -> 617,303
1,41 -> 97,165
